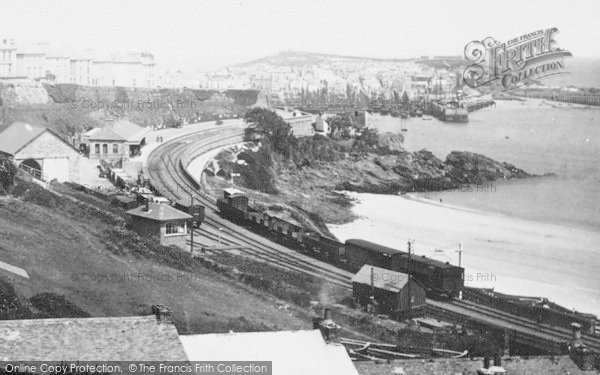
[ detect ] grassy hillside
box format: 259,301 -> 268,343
0,83 -> 259,138
0,181 -> 312,333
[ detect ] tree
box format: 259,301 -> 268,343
353,127 -> 380,150
244,108 -> 295,157
0,156 -> 17,194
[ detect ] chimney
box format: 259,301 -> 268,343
152,304 -> 172,324
571,322 -> 583,347
318,307 -> 339,343
145,199 -> 150,212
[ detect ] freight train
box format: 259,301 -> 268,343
217,188 -> 464,298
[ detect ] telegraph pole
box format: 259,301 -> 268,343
407,239 -> 414,313
456,242 -> 463,268
456,241 -> 463,299
190,194 -> 194,256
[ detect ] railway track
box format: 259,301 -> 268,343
146,125 -> 599,353
146,126 -> 353,290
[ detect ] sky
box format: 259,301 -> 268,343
0,0 -> 598,72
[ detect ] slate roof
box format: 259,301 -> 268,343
0,122 -> 48,155
113,119 -> 145,141
0,315 -> 188,361
127,203 -> 192,222
180,330 -> 359,375
0,122 -> 76,156
351,265 -> 409,293
346,239 -> 458,270
354,355 -> 595,375
87,126 -> 126,141
85,120 -> 149,143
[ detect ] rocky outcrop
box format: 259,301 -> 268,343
333,150 -> 529,195
445,151 -> 529,185
207,140 -> 531,226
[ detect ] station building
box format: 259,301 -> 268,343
0,122 -> 81,182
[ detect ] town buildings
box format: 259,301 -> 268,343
0,38 -> 17,77
0,38 -> 156,88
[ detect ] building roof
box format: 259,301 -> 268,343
86,126 -> 126,141
354,355 -> 595,375
351,265 -> 410,293
180,330 -> 359,375
0,315 -> 188,361
224,187 -> 246,198
113,119 -> 144,141
0,122 -> 46,155
345,239 -> 458,270
127,203 -> 192,222
85,120 -> 149,143
0,122 -> 76,156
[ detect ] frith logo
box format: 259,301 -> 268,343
463,28 -> 572,90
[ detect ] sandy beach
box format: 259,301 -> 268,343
328,192 -> 600,316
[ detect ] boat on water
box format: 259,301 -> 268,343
422,115 -> 432,121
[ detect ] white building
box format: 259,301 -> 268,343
45,51 -> 71,83
70,52 -> 93,85
16,45 -> 46,80
92,52 -> 156,88
0,38 -> 17,77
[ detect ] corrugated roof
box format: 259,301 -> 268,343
0,315 -> 188,361
181,330 -> 359,375
351,265 -> 409,293
346,239 -> 458,270
0,122 -> 48,155
127,203 -> 192,222
354,355 -> 591,375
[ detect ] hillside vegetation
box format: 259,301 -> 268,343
0,83 -> 259,138
209,108 -> 529,225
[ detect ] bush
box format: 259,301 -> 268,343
29,293 -> 90,318
0,158 -> 17,194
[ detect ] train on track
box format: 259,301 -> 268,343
216,188 -> 464,298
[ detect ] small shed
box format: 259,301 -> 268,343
127,203 -> 192,248
351,265 -> 426,319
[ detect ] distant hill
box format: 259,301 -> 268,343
232,50 -> 417,68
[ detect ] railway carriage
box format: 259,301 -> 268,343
217,189 -> 464,298
345,239 -> 464,298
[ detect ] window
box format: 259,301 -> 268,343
94,143 -> 100,154
112,144 -> 119,154
102,144 -> 108,154
165,222 -> 186,236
